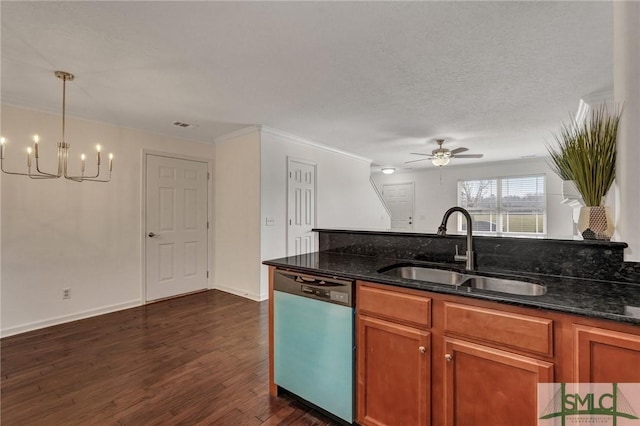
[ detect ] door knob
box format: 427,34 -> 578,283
419,346 -> 426,354
148,232 -> 156,238
445,353 -> 453,362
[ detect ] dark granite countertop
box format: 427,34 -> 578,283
264,251 -> 640,325
312,228 -> 630,248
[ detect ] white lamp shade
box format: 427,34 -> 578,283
431,157 -> 450,167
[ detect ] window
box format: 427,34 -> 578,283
457,175 -> 546,236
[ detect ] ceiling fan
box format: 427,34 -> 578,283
406,139 -> 484,167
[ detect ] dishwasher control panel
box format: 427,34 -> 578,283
274,270 -> 354,307
300,285 -> 350,305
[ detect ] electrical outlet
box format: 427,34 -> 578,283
62,288 -> 71,299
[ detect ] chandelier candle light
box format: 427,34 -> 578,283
0,71 -> 113,182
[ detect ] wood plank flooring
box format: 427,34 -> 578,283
1,290 -> 338,425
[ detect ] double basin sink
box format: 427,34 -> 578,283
379,264 -> 546,296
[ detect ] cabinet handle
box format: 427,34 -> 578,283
445,353 -> 453,362
419,346 -> 426,354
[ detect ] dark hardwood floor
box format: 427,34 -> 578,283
1,290 -> 338,425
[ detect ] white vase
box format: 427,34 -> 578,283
576,206 -> 615,240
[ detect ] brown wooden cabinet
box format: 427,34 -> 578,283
357,315 -> 430,426
574,324 -> 640,382
268,269 -> 640,426
355,281 -> 560,426
357,283 -> 432,426
441,303 -> 555,426
443,338 -> 553,426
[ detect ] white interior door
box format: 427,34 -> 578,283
382,183 -> 415,230
287,159 -> 316,256
145,154 -> 208,302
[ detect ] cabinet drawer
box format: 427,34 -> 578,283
358,284 -> 431,328
444,302 -> 553,357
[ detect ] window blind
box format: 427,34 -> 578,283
457,175 -> 546,235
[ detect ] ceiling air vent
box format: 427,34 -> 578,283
172,121 -> 194,128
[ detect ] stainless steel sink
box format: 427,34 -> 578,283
461,276 -> 547,296
380,266 -> 466,286
378,264 -> 547,296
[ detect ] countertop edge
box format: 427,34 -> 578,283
263,257 -> 640,326
312,228 -> 630,248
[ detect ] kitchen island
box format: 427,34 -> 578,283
264,229 -> 640,426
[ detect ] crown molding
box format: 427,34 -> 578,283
259,125 -> 372,163
213,125 -> 261,144
214,124 -> 372,163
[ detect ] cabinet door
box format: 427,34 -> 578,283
357,315 -> 430,426
574,325 -> 640,382
444,338 -> 554,426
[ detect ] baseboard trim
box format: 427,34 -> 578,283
0,299 -> 142,338
213,284 -> 267,302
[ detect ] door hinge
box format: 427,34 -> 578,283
289,171 -> 292,178
207,172 -> 210,180
207,221 -> 210,229
206,270 -> 209,278
289,219 -> 292,225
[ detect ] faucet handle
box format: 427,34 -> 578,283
454,245 -> 468,262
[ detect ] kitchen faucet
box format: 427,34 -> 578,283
437,207 -> 475,271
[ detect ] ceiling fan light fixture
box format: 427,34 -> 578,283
432,156 -> 450,167
381,167 -> 395,174
406,138 -> 483,167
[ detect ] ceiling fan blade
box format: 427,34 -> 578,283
449,147 -> 469,155
404,158 -> 429,164
452,154 -> 484,158
409,152 -> 431,156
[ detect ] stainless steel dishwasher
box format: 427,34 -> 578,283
273,270 -> 355,424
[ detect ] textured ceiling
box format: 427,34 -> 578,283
1,1 -> 613,170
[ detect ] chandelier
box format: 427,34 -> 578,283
0,71 -> 113,182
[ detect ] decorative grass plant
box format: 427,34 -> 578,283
547,104 -> 621,207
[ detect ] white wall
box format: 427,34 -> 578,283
613,1 -> 640,261
260,127 -> 390,297
213,128 -> 263,300
372,158 -> 575,239
0,105 -> 215,336
1,113 -> 391,335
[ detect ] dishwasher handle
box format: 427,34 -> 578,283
301,286 -> 315,294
